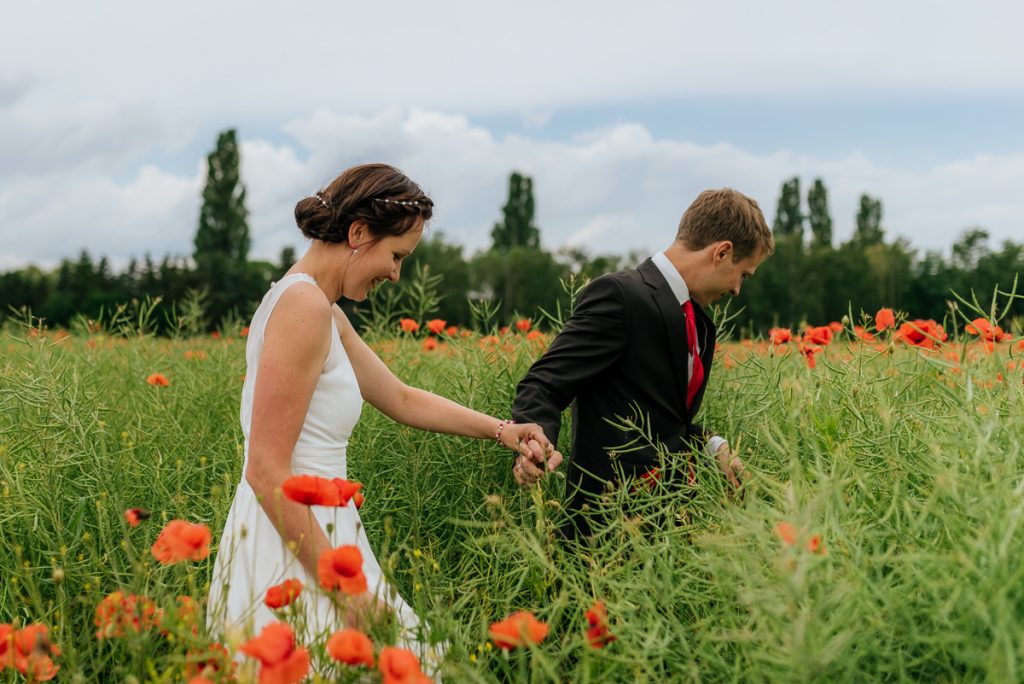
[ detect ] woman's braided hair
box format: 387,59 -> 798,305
294,163 -> 434,245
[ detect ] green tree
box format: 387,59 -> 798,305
491,172 -> 540,251
278,246 -> 297,278
772,177 -> 803,242
854,194 -> 884,245
470,246 -> 568,324
192,129 -> 254,327
400,232 -> 472,325
194,129 -> 250,266
807,179 -> 833,248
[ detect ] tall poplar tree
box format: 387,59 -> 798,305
192,129 -> 253,327
854,194 -> 884,245
807,178 -> 833,248
772,176 -> 804,242
491,172 -> 540,250
194,129 -> 250,266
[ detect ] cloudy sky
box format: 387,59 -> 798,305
2,0 -> 1022,270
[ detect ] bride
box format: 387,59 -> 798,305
206,163 -> 561,666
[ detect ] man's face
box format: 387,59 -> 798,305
693,248 -> 764,306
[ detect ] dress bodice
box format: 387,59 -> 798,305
238,273 -> 363,478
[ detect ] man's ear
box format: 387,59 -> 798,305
714,241 -> 733,264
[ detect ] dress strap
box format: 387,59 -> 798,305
250,273 -> 323,341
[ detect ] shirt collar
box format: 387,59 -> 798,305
651,251 -> 690,306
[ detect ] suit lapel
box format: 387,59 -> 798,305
638,260 -> 688,411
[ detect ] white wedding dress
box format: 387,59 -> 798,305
207,273 -> 436,667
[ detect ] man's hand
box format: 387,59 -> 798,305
501,422 -> 563,486
714,442 -> 745,490
512,448 -> 563,487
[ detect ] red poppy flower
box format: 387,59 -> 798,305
422,337 -> 438,351
803,326 -> 833,346
95,591 -> 162,638
146,372 -> 170,387
799,344 -> 822,369
318,545 -> 367,595
282,474 -> 341,506
151,520 -> 211,564
327,628 -> 375,668
585,600 -> 615,648
828,321 -> 843,333
265,579 -> 304,609
239,622 -> 310,684
875,307 -> 895,331
768,328 -> 792,345
241,326 -> 250,337
489,611 -> 549,649
211,331 -> 222,340
378,646 -> 430,684
965,317 -> 1010,343
124,508 -> 150,527
333,478 -> 363,505
352,491 -> 365,509
515,319 -> 532,332
399,318 -> 420,333
807,534 -> 826,555
8,624 -> 60,681
774,521 -> 797,546
445,325 -> 458,336
425,319 -> 446,335
185,642 -> 234,680
853,325 -> 875,342
896,319 -> 946,350
282,474 -> 362,507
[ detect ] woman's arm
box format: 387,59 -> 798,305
245,284 -> 337,578
335,307 -> 562,469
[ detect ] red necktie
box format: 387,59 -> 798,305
682,299 -> 704,410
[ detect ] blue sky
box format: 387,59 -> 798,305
2,0 -> 1022,269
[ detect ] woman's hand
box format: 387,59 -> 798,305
340,591 -> 391,631
501,422 -> 563,485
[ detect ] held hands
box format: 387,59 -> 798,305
498,422 -> 563,487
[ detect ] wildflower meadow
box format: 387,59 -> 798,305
1,285 -> 1023,682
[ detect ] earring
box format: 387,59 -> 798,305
351,244 -> 359,254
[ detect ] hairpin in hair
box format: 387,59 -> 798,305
313,192 -> 329,209
374,197 -> 422,207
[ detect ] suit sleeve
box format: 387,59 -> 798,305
511,275 -> 630,446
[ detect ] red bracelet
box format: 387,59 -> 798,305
495,419 -> 515,445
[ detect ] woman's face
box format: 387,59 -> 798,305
344,219 -> 424,301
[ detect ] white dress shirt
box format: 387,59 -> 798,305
651,251 -> 728,458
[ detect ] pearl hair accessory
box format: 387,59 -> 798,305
374,198 -> 422,207
313,192 -> 329,209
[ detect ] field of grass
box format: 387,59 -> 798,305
1,310 -> 1023,682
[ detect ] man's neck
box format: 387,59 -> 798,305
662,241 -> 703,290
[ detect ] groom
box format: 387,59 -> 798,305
511,188 -> 773,539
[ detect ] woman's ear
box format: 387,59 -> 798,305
348,221 -> 367,247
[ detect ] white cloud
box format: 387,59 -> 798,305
2,1 -> 1023,120
5,108 -> 1019,271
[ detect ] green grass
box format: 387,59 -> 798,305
1,323 -> 1022,682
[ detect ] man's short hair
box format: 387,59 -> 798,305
676,188 -> 774,260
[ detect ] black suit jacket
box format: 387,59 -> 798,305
512,258 -> 716,536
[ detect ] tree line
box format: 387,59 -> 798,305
1,130 -> 1020,335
